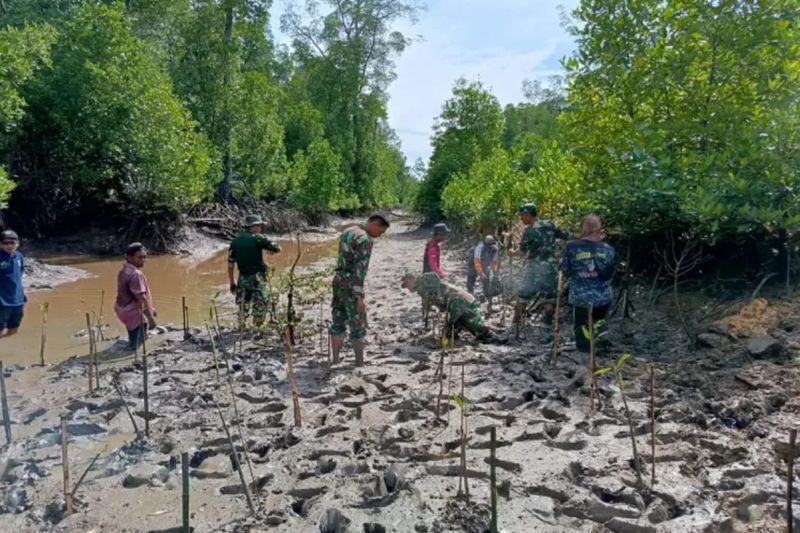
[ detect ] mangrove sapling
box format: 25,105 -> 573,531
582,312 -> 608,411
453,360 -> 471,502
595,354 -> 645,491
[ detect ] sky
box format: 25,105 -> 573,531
272,0 -> 580,165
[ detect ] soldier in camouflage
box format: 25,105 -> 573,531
227,214 -> 281,327
401,272 -> 499,343
329,214 -> 390,366
512,203 -> 570,330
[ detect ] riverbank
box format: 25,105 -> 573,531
0,219 -> 797,532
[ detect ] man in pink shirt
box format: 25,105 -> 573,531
114,243 -> 156,351
423,223 -> 449,279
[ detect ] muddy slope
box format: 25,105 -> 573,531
0,221 -> 797,533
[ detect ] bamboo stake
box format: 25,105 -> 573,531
61,416 -> 73,514
182,451 -> 190,533
111,375 -> 140,438
789,429 -> 797,533
551,271 -> 564,367
651,365 -> 656,486
0,361 -> 11,445
182,296 -> 188,340
458,360 -> 470,502
283,328 -> 302,428
39,302 -> 49,366
212,398 -> 256,516
140,304 -> 150,439
96,290 -> 106,341
91,312 -> 100,390
71,448 -> 103,498
205,322 -> 221,382
490,426 -> 498,533
588,306 -> 597,411
85,313 -> 94,393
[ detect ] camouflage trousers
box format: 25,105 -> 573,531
236,272 -> 270,323
329,286 -> 367,340
446,298 -> 486,338
518,258 -> 558,301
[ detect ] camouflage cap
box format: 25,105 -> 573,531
518,203 -> 538,216
244,214 -> 264,227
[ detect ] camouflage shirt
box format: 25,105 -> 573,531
414,272 -> 476,311
333,224 -> 373,296
520,220 -> 570,261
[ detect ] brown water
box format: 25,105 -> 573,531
0,238 -> 338,366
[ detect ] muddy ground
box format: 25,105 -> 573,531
0,219 -> 798,532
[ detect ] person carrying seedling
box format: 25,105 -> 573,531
561,214 -> 616,352
401,272 -> 502,343
466,234 -> 500,296
329,214 -> 391,366
512,203 -> 570,333
423,223 -> 449,278
227,214 -> 281,327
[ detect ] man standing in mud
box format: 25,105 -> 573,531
423,223 -> 449,278
228,214 -> 281,327
329,214 -> 390,366
513,203 -> 570,335
0,230 -> 26,337
466,234 -> 500,295
114,243 -> 156,351
402,272 -> 500,343
561,214 -> 616,352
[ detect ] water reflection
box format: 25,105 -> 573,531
0,238 -> 338,365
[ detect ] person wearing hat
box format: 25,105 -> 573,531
561,214 -> 615,352
227,214 -> 281,326
513,203 -> 570,331
401,271 -> 499,343
330,214 -> 390,366
466,235 -> 500,295
423,223 -> 449,279
0,230 -> 26,337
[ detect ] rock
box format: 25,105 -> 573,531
319,508 -> 350,533
561,496 -> 641,523
414,524 -> 429,533
2,485 -> 30,513
122,474 -> 151,488
341,462 -> 370,476
697,333 -> 728,349
192,455 -> 231,479
647,500 -> 670,524
363,524 -> 387,533
383,465 -> 401,493
708,321 -> 729,336
747,336 -> 785,360
605,517 -> 656,533
362,474 -> 388,499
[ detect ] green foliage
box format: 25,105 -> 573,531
417,78 -> 504,220
562,0 -> 800,241
290,138 -> 342,214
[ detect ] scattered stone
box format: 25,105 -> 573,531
605,517 -> 656,533
561,496 -> 641,523
363,524 -> 387,533
647,500 -> 670,524
747,336 -> 785,360
2,485 -> 30,513
319,508 -> 350,533
541,403 -> 568,422
341,462 -> 370,476
191,455 -> 231,479
122,474 -> 150,489
289,486 -> 329,499
315,459 -> 337,475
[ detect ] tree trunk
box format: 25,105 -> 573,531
218,1 -> 235,202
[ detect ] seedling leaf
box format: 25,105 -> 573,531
595,367 -> 612,376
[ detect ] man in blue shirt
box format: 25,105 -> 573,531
0,230 -> 26,337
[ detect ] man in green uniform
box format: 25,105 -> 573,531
513,203 -> 570,330
401,272 -> 499,343
228,214 -> 281,326
330,214 -> 391,366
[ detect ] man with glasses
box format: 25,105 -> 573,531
114,242 -> 156,351
0,230 -> 26,337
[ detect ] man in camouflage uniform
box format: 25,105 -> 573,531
330,214 -> 390,366
227,214 -> 281,326
513,203 -> 570,329
401,272 -> 499,343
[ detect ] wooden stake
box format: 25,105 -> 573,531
588,306 -> 597,411
141,305 -> 150,439
61,416 -> 73,514
788,428 -> 797,533
283,328 -> 302,428
182,451 -> 190,533
490,426 -> 498,533
205,322 -> 221,382
85,313 -> 94,393
182,296 -> 188,340
111,375 -> 140,438
459,360 -> 470,502
551,271 -> 564,367
212,398 -> 257,517
0,361 -> 11,445
39,302 -> 49,366
651,365 -> 656,486
96,290 -> 106,341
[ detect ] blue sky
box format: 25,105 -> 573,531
273,0 -> 580,165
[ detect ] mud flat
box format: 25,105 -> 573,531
0,221 -> 797,532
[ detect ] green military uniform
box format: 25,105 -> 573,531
518,220 -> 569,301
330,225 -> 373,340
413,272 -> 488,339
228,231 -> 281,321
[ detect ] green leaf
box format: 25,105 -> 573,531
581,325 -> 591,339
594,367 -> 612,376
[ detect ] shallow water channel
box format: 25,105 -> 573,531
0,238 -> 338,366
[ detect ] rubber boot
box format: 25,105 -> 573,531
330,335 -> 345,364
352,339 -> 366,367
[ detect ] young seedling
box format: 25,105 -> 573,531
582,312 -> 608,410
453,366 -> 470,502
595,353 -> 644,491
